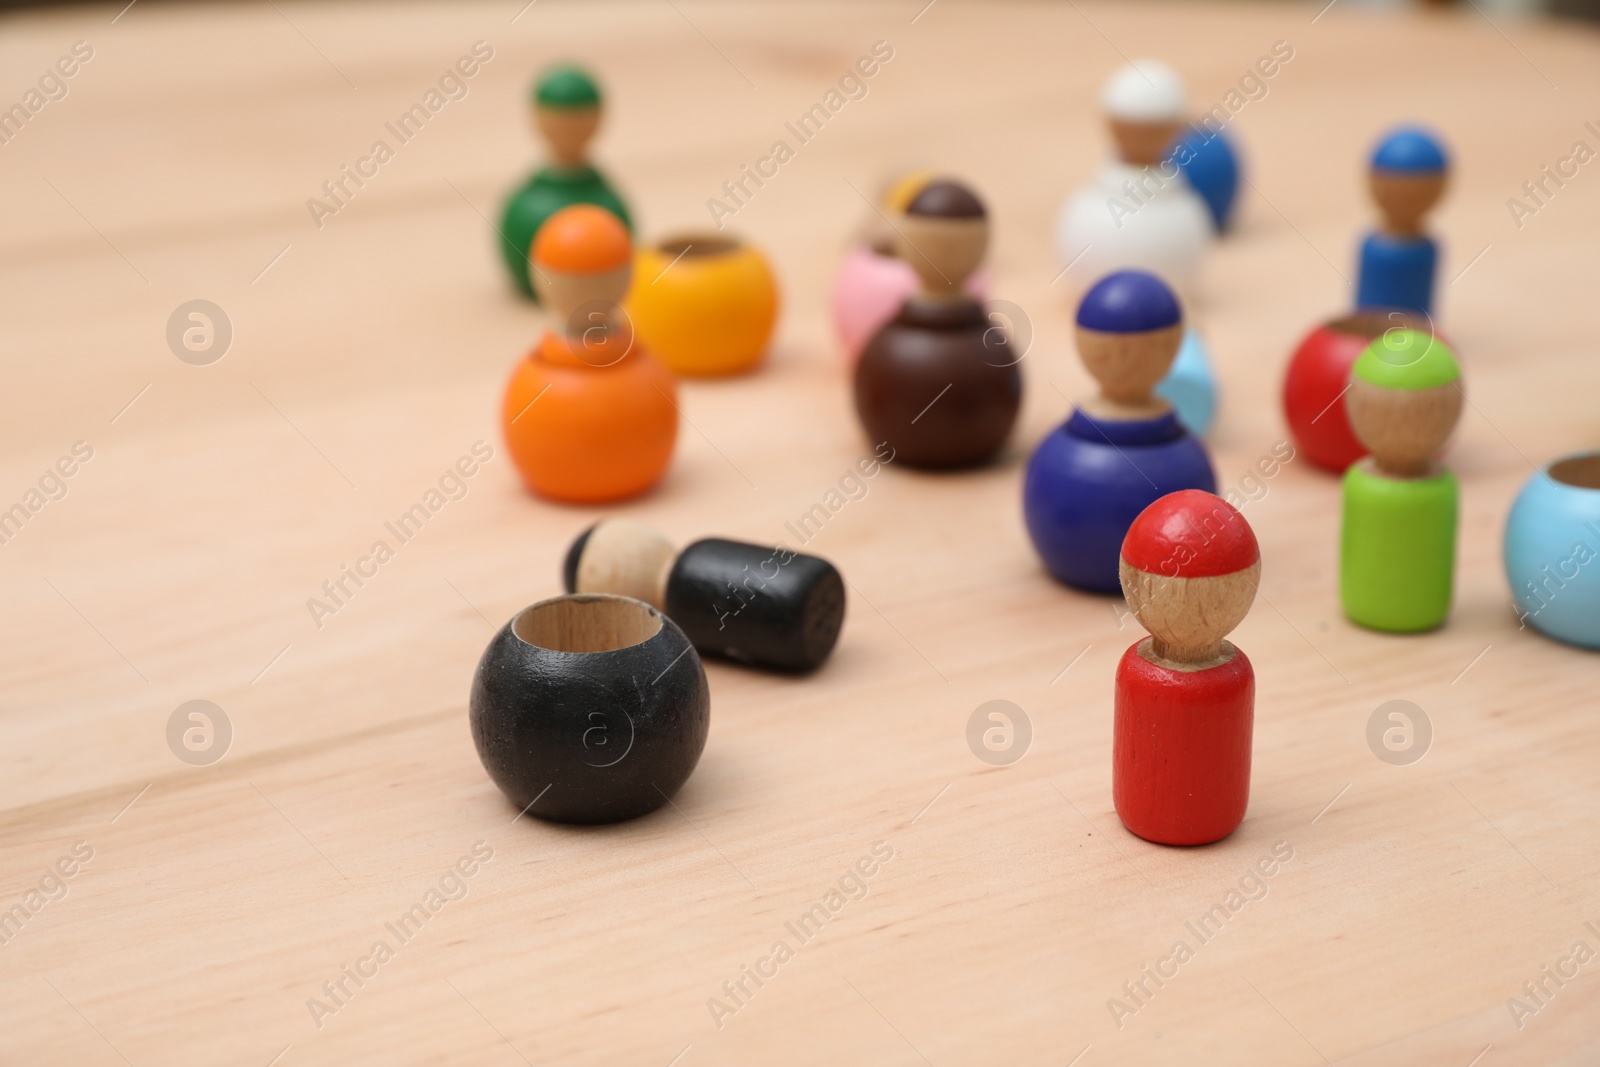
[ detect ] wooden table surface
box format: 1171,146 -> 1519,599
3,1 -> 1599,1063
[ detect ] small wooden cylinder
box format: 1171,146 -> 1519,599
1113,640 -> 1254,846
665,539 -> 845,672
1340,462 -> 1458,632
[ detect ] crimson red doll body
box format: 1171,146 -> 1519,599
1114,641 -> 1253,845
1113,489 -> 1261,846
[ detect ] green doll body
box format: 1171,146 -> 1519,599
499,64 -> 633,300
1341,462 -> 1457,631
1337,328 -> 1464,633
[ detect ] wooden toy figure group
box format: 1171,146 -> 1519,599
481,60 -> 1502,845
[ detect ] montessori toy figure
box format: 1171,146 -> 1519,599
832,169 -> 988,360
854,179 -> 1022,469
502,205 -> 676,503
1115,490 -> 1260,846
1057,60 -> 1212,301
470,593 -> 709,824
562,519 -> 845,672
499,64 -> 633,300
1024,270 -> 1216,593
1340,328 -> 1463,632
1356,126 -> 1448,316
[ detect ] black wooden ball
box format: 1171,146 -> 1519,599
469,594 -> 710,824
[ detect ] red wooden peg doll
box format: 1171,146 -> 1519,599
1113,489 -> 1260,846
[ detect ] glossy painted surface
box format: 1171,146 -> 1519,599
1504,456 -> 1600,649
1340,462 -> 1458,632
1372,126 -> 1448,173
1156,327 -> 1216,437
498,166 -> 632,300
1122,488 -> 1258,577
1113,640 -> 1253,846
1283,316 -> 1379,473
1024,409 -> 1217,592
501,333 -> 677,503
666,539 -> 846,671
831,243 -> 988,361
1173,125 -> 1241,232
469,596 -> 710,824
1356,231 -> 1437,315
855,296 -> 1020,468
1076,269 -> 1182,333
627,238 -> 779,377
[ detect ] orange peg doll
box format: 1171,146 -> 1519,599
502,205 -> 679,503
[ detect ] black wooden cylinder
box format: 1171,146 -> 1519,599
469,594 -> 710,824
664,539 -> 845,672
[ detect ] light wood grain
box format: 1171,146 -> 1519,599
2,2 -> 1600,1064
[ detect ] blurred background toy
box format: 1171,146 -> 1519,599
1057,60 -> 1213,302
502,206 -> 676,503
854,179 -> 1021,468
499,64 -> 633,301
1025,270 -> 1216,592
626,234 -> 779,376
1504,452 -> 1600,650
832,169 -> 988,360
1356,125 -> 1449,316
1171,124 -> 1242,233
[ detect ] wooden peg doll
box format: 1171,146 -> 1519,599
1114,489 -> 1260,846
1056,60 -> 1213,301
1355,126 -> 1448,316
502,205 -> 676,503
563,519 -> 846,672
854,179 -> 1022,469
1340,328 -> 1463,632
1024,270 -> 1216,593
499,64 -> 633,300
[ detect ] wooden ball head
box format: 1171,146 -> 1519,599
1121,560 -> 1260,668
570,519 -> 676,608
533,65 -> 604,170
1346,332 -> 1463,478
539,263 -> 633,344
896,181 -> 988,299
1077,322 -> 1184,418
538,104 -> 600,169
1110,118 -> 1184,168
532,206 -> 634,354
1370,172 -> 1446,237
1118,492 -> 1259,667
1101,61 -> 1187,167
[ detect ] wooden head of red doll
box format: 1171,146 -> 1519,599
1114,489 -> 1260,846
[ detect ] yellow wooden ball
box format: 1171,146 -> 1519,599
626,235 -> 779,377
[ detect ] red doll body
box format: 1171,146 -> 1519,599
1114,640 -> 1253,846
